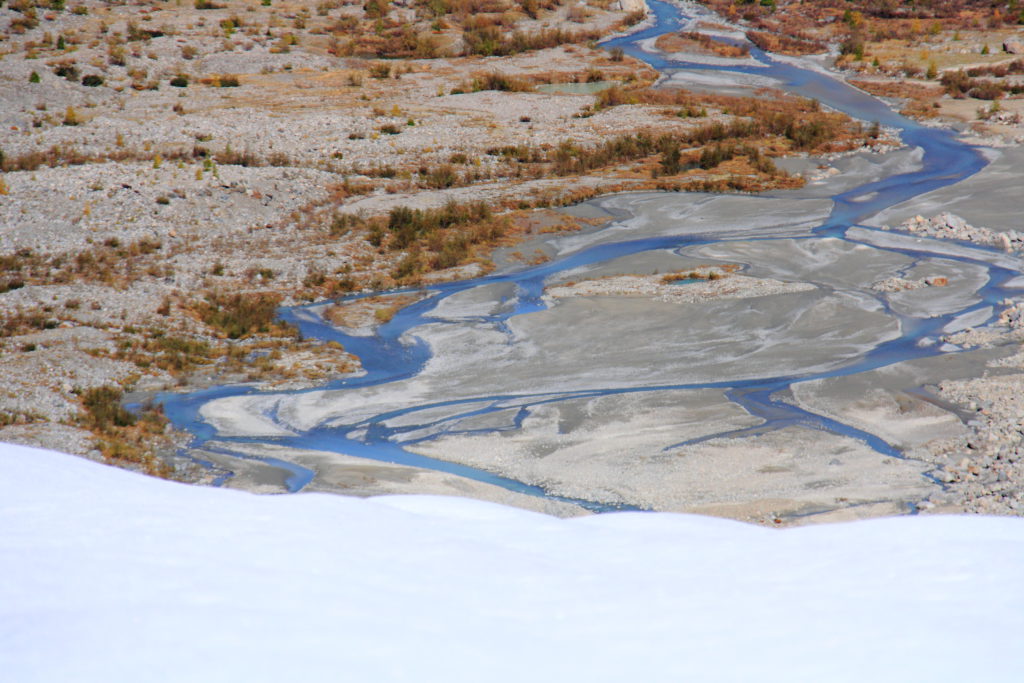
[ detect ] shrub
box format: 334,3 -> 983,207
53,62 -> 78,80
849,39 -> 865,60
170,75 -> 188,87
469,72 -> 533,92
969,81 -> 1004,100
660,140 -> 682,175
463,26 -> 602,57
197,291 -> 289,339
940,69 -> 971,97
369,62 -> 391,79
108,43 -> 127,66
0,277 -> 23,293
81,74 -> 103,87
748,30 -> 826,56
423,164 -> 458,189
364,0 -> 388,19
385,201 -> 491,250
596,86 -> 636,108
29,71 -> 40,83
218,74 -> 240,87
82,386 -> 136,432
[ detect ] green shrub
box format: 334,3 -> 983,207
82,386 -> 136,432
81,74 -> 103,87
53,63 -> 78,80
197,291 -> 289,339
170,75 -> 188,87
660,140 -> 681,175
386,201 -> 490,250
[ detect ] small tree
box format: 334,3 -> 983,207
62,105 -> 79,126
660,141 -> 682,176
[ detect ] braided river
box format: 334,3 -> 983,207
160,0 -> 1023,521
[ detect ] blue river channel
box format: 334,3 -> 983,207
160,0 -> 1011,512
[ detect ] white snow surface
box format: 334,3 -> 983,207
2,443 -> 1024,682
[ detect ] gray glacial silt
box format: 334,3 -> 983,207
775,146 -> 926,199
866,147 -> 1024,232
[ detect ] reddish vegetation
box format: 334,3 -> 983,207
632,87 -> 871,154
850,79 -> 944,118
328,0 -> 646,59
746,30 -> 826,56
655,31 -> 750,58
703,0 -> 1022,33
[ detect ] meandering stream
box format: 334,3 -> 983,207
160,0 -> 1019,516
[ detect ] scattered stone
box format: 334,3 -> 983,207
872,277 -> 926,292
882,212 -> 1024,253
545,270 -> 815,304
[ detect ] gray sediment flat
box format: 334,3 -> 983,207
866,147 -> 1024,232
198,181 -> 1011,521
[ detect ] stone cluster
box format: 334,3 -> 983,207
884,212 -> 1024,252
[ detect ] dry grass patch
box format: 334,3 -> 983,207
655,31 -> 750,58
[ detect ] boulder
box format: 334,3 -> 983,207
1004,38 -> 1024,55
